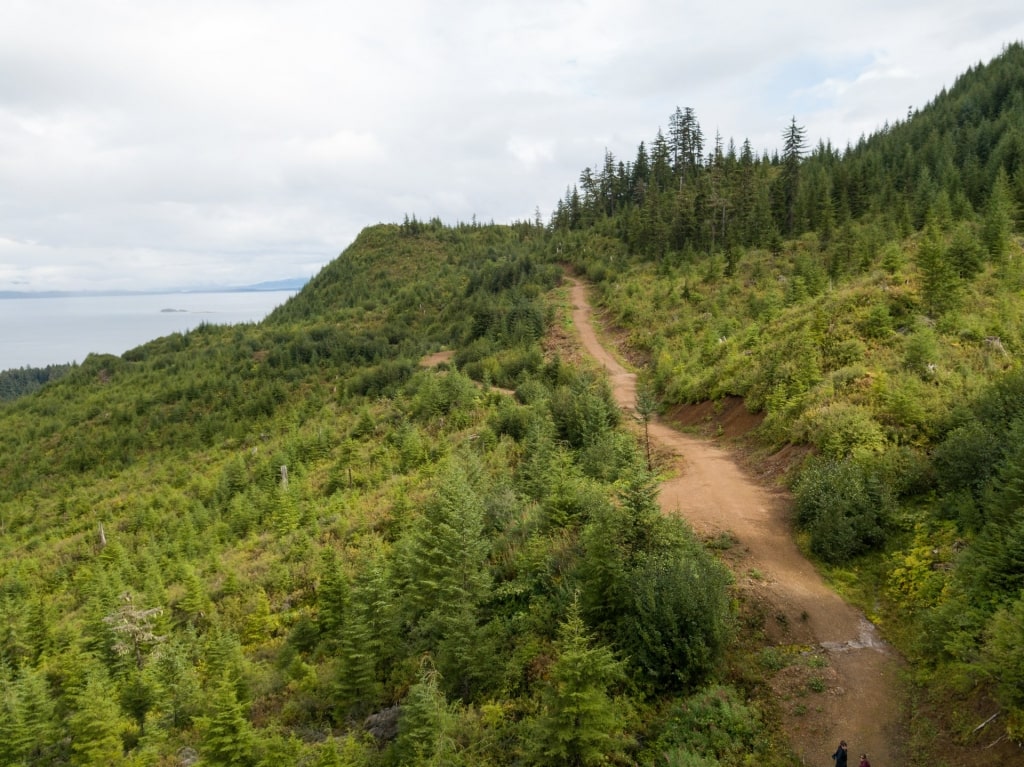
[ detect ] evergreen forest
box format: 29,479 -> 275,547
3,41 -> 1024,766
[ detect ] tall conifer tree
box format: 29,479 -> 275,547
780,117 -> 808,234
527,596 -> 632,766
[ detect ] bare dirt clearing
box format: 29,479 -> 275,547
566,277 -> 904,767
419,349 -> 455,368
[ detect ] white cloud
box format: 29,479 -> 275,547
507,136 -> 556,169
290,130 -> 386,166
0,1 -> 1023,291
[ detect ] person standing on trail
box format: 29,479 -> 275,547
832,740 -> 848,767
858,753 -> 870,767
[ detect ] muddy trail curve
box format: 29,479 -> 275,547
567,278 -> 904,767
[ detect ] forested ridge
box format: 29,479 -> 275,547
2,42 -> 1024,765
553,41 -> 1024,757
0,365 -> 75,403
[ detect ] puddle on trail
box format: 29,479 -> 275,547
820,617 -> 890,653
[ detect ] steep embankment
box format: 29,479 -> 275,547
568,276 -> 904,767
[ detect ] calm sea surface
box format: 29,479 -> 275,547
0,291 -> 296,372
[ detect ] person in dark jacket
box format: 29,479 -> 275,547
832,740 -> 848,767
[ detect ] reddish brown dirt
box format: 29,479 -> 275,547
567,278 -> 904,767
419,349 -> 455,367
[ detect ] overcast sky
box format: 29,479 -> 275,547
2,1 -> 1023,292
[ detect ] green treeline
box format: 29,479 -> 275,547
552,43 -> 1024,262
555,42 -> 1024,745
0,364 -> 75,402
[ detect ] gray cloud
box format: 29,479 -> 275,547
1,0 -> 1022,291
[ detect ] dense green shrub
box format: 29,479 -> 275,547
651,685 -> 761,764
793,457 -> 893,562
793,402 -> 886,460
981,594 -> 1024,737
488,398 -> 536,442
347,358 -> 417,397
548,378 -> 619,449
616,548 -> 733,691
931,421 -> 1001,497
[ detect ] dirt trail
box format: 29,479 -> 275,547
568,278 -> 904,767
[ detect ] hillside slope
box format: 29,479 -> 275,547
0,223 -> 790,766
3,43 -> 1024,765
551,42 -> 1024,762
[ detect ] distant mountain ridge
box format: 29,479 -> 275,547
0,276 -> 309,299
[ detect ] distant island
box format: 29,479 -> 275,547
0,276 -> 309,299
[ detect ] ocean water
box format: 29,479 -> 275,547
0,290 -> 296,372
